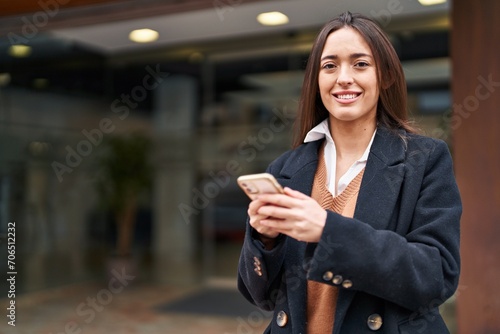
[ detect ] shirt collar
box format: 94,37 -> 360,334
304,119 -> 333,143
303,118 -> 377,163
360,129 -> 377,162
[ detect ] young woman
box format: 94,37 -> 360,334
237,11 -> 461,334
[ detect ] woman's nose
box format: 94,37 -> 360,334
336,67 -> 354,86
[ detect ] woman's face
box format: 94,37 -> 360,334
318,27 -> 379,127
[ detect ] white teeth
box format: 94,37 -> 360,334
337,94 -> 358,100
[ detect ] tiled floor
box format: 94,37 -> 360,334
0,240 -> 271,334
0,279 -> 270,334
0,276 -> 458,334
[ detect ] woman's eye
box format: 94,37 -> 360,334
322,63 -> 336,69
355,61 -> 369,68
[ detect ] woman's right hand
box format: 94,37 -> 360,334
248,199 -> 280,239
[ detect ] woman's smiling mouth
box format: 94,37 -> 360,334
333,92 -> 361,103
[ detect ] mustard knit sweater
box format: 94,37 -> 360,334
306,144 -> 365,334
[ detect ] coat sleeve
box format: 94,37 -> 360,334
237,158 -> 292,311
306,139 -> 462,312
237,222 -> 287,311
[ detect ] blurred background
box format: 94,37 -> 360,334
0,0 -> 498,333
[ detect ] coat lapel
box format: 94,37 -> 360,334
334,127 -> 407,333
354,127 -> 407,229
274,139 -> 322,195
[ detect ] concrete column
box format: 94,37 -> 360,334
151,75 -> 199,284
451,1 -> 500,332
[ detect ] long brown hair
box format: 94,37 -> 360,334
292,11 -> 415,148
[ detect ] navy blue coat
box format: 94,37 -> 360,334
237,127 -> 462,333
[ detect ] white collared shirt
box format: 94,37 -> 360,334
304,119 -> 376,196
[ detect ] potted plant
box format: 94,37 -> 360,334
94,132 -> 153,271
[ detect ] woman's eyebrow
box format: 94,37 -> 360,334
320,53 -> 373,62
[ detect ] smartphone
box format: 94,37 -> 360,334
237,173 -> 284,200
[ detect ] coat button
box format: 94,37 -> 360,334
322,271 -> 333,281
367,313 -> 383,331
276,310 -> 288,327
342,279 -> 353,289
332,275 -> 343,285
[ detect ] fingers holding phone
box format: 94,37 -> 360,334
238,173 -> 284,239
247,198 -> 280,239
238,173 -> 326,243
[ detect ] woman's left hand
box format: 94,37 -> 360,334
256,187 -> 327,243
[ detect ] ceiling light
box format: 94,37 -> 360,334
257,12 -> 289,26
418,0 -> 446,5
8,45 -> 32,58
129,29 -> 159,43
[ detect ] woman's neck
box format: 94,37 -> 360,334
328,117 -> 377,159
